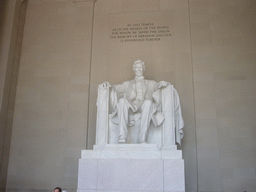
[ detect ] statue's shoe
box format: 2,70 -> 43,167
118,139 -> 126,143
118,136 -> 126,143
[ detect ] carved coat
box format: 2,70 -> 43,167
107,79 -> 184,145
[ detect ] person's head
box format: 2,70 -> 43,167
54,187 -> 62,192
133,60 -> 146,77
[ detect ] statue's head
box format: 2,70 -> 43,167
54,187 -> 62,192
133,60 -> 146,77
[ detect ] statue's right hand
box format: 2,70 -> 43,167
99,81 -> 111,89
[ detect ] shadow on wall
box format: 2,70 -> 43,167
0,0 -> 7,47
0,0 -> 28,191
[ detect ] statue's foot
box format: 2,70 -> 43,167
119,136 -> 126,144
118,139 -> 126,144
140,140 -> 147,144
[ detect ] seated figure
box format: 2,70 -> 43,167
96,60 -> 184,148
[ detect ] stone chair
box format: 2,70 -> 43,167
95,83 -> 184,149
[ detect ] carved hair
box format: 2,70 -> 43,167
133,60 -> 146,71
54,187 -> 62,192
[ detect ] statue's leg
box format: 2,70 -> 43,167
117,98 -> 129,143
139,100 -> 153,143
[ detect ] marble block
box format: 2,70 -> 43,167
97,159 -> 164,191
77,144 -> 185,192
81,144 -> 182,159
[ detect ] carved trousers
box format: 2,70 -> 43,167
117,98 -> 153,143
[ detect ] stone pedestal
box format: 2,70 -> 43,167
77,144 -> 185,192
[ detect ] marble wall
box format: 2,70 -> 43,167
190,0 -> 256,191
4,0 -> 94,191
1,0 -> 255,192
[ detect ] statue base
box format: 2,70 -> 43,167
77,144 -> 185,192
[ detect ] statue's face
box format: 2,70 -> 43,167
134,63 -> 144,77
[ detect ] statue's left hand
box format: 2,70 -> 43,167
157,81 -> 169,89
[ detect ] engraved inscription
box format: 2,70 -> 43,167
110,23 -> 172,42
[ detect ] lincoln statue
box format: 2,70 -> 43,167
99,60 -> 174,144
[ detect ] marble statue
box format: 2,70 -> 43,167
77,60 -> 186,192
96,60 -> 184,147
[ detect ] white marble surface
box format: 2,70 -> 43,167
78,190 -> 185,192
98,159 -> 163,191
94,143 -> 159,150
77,159 -> 98,190
77,158 -> 185,191
81,144 -> 182,159
164,159 -> 185,190
77,144 -> 185,191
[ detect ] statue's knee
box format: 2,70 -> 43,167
118,98 -> 127,107
118,98 -> 126,104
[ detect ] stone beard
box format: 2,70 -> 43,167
99,60 -> 184,146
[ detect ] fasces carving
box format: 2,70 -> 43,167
96,60 -> 184,148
